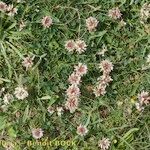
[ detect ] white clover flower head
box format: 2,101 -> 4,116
86,16 -> 99,32
56,106 -> 63,116
146,54 -> 150,63
0,1 -> 7,12
7,4 -> 18,16
99,60 -> 113,74
75,40 -> 87,54
41,16 -> 53,28
65,97 -> 79,113
65,40 -> 76,52
99,74 -> 113,85
32,128 -> 44,139
135,102 -> 144,112
140,3 -> 150,23
14,86 -> 28,100
98,138 -> 111,150
108,7 -> 122,20
22,56 -> 34,70
77,124 -> 88,136
3,93 -> 13,105
47,106 -> 55,114
68,72 -> 81,85
93,84 -> 107,97
74,63 -> 88,76
66,84 -> 80,97
138,91 -> 150,105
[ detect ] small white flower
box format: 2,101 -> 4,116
32,128 -> 44,139
47,106 -> 55,114
65,40 -> 76,52
135,102 -> 144,112
74,63 -> 88,76
98,138 -> 111,150
3,93 -> 13,105
41,16 -> 53,28
77,124 -> 88,136
86,16 -> 99,32
146,54 -> 150,63
140,3 -> 150,23
0,1 -> 7,12
56,107 -> 63,116
75,40 -> 87,54
22,56 -> 34,70
14,86 -> 28,100
7,4 -> 18,16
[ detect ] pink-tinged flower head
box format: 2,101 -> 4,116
32,128 -> 44,139
75,40 -> 87,54
7,4 -> 18,16
74,63 -> 88,76
65,97 -> 79,113
0,1 -> 7,12
65,40 -> 76,52
86,16 -> 99,32
108,7 -> 122,20
99,74 -> 113,85
14,86 -> 28,100
68,72 -> 81,85
77,124 -> 88,136
138,91 -> 150,105
99,60 -> 113,74
66,84 -> 80,97
22,56 -> 34,70
93,84 -> 106,97
98,138 -> 111,150
41,16 -> 53,28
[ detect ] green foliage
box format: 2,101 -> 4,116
0,0 -> 150,150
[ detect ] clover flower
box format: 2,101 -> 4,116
65,97 -> 79,113
22,56 -> 34,70
14,86 -> 28,100
86,16 -> 99,32
68,72 -> 81,85
74,63 -> 88,76
98,138 -> 111,150
77,124 -> 88,136
7,4 -> 18,16
140,3 -> 150,23
0,1 -> 7,12
75,40 -> 87,54
3,93 -> 13,105
32,128 -> 44,139
108,7 -> 122,20
99,60 -> 113,74
65,40 -> 76,52
66,84 -> 80,97
41,16 -> 53,28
